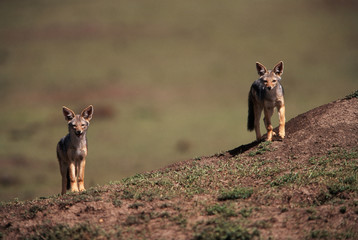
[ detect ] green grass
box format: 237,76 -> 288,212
248,141 -> 273,157
218,187 -> 253,201
270,172 -> 300,187
25,223 -> 112,240
1,145 -> 358,239
239,208 -> 253,218
104,147 -> 358,206
206,203 -> 238,218
307,229 -> 358,240
193,218 -> 260,240
0,0 -> 357,201
22,205 -> 46,220
345,90 -> 358,99
267,149 -> 358,192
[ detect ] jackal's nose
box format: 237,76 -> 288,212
267,86 -> 272,90
75,130 -> 82,136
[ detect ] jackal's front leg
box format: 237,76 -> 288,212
278,104 -> 285,139
263,107 -> 274,141
77,159 -> 86,192
69,162 -> 79,192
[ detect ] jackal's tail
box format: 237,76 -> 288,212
66,167 -> 71,190
247,93 -> 255,131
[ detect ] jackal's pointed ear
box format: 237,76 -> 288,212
63,106 -> 75,122
273,61 -> 284,76
81,105 -> 94,121
256,62 -> 267,76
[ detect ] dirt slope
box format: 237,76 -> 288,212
1,92 -> 358,240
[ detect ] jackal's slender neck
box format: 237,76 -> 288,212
69,132 -> 88,149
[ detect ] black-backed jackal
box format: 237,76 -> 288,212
56,105 -> 94,195
247,61 -> 285,142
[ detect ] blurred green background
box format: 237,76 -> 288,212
0,0 -> 357,201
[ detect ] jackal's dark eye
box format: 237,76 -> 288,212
272,80 -> 277,83
81,124 -> 86,127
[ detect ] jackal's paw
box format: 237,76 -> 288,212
279,131 -> 285,139
79,188 -> 86,192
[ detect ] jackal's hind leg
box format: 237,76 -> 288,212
278,104 -> 286,139
59,162 -> 68,195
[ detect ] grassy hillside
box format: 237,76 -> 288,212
1,93 -> 357,239
0,1 -> 357,201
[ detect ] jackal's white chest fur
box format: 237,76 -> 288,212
75,147 -> 87,160
68,134 -> 88,161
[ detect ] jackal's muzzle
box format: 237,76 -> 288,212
75,130 -> 83,137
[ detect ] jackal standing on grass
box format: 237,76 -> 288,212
57,105 -> 94,195
247,61 -> 285,142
